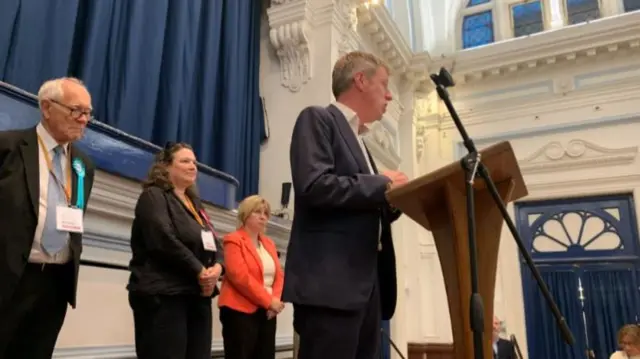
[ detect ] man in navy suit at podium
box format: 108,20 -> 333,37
283,51 -> 408,359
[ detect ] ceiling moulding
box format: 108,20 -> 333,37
428,11 -> 640,85
357,5 -> 640,89
357,5 -> 432,92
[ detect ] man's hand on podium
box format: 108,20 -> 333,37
382,170 -> 409,190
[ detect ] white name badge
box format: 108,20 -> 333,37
202,230 -> 217,252
56,206 -> 84,233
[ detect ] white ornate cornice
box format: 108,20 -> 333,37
267,0 -> 313,92
332,0 -> 361,56
428,11 -> 640,85
343,4 -> 640,89
356,4 -> 432,91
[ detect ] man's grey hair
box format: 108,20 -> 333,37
331,51 -> 390,99
37,77 -> 86,110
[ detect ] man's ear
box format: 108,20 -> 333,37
352,72 -> 367,92
40,100 -> 52,120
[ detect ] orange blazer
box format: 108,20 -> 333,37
217,228 -> 284,313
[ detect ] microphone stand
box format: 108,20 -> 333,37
430,68 -> 575,359
379,328 -> 407,359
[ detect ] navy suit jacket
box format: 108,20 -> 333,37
282,104 -> 401,320
496,338 -> 516,359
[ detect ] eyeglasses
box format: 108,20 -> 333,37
50,99 -> 94,121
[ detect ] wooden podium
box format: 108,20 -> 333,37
386,141 -> 528,359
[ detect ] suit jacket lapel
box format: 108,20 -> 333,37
240,229 -> 263,275
19,128 -> 39,215
363,143 -> 379,174
327,105 -> 370,174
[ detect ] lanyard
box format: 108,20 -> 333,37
37,135 -> 72,204
199,208 -> 219,237
184,197 -> 205,227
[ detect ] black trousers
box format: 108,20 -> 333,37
220,306 -> 277,359
0,263 -> 71,359
294,282 -> 381,359
129,293 -> 213,359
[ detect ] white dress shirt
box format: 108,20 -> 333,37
29,123 -> 72,264
257,243 -> 276,294
333,102 -> 383,250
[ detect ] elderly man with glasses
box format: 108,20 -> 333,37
0,77 -> 96,359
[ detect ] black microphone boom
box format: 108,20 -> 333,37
430,67 -> 574,359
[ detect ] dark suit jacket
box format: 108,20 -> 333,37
0,126 -> 95,309
127,185 -> 225,297
283,104 -> 401,320
496,338 -> 516,359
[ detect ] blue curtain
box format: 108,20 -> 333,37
0,0 -> 80,93
582,268 -> 640,359
529,269 -> 586,359
0,0 -> 263,200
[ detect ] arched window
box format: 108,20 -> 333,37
461,0 -> 496,49
453,0 -> 633,52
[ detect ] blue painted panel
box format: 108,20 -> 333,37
515,194 -> 640,262
0,81 -> 238,208
516,194 -> 640,358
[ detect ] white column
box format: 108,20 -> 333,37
387,90 -> 418,359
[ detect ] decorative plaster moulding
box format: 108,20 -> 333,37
268,2 -> 640,93
357,5 -> 431,90
429,11 -> 640,86
267,0 -> 313,92
518,139 -> 638,174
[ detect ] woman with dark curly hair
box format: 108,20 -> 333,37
127,142 -> 224,359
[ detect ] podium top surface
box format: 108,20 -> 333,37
386,141 -> 527,231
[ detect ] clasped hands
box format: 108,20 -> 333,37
267,297 -> 285,320
198,263 -> 222,297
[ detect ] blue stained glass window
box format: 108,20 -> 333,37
566,0 -> 600,25
462,11 -> 494,49
624,0 -> 640,12
512,1 -> 544,38
467,0 -> 491,7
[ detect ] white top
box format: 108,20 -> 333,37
610,351 -> 640,359
257,243 -> 275,294
30,123 -> 71,264
333,102 -> 374,174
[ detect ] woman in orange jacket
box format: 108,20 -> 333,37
218,195 -> 285,359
